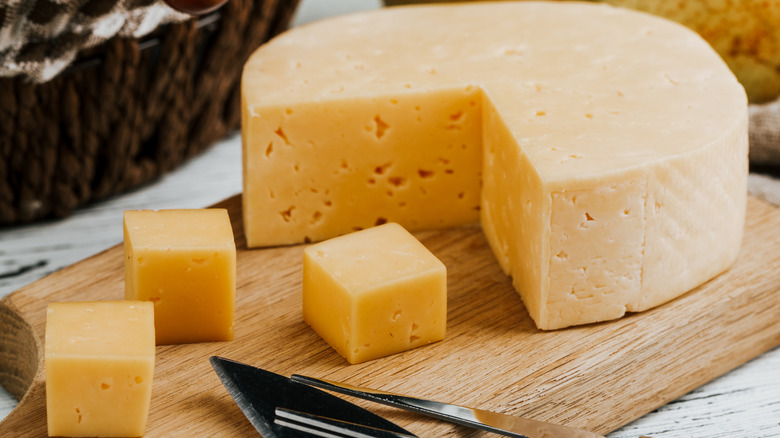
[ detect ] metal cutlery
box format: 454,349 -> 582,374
209,356 -> 416,438
292,374 -> 606,438
274,407 -> 417,438
210,356 -> 607,438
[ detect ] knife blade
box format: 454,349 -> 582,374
291,374 -> 606,438
209,357 -> 417,438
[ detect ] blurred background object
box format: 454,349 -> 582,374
0,0 -> 300,227
163,0 -> 229,15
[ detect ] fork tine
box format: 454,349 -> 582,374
274,408 -> 418,438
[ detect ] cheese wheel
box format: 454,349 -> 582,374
597,0 -> 780,103
386,0 -> 780,103
241,2 -> 748,329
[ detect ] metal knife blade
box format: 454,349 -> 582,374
209,357 -> 417,438
291,374 -> 606,438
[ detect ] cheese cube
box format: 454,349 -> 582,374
45,301 -> 155,437
123,209 -> 236,345
303,223 -> 447,364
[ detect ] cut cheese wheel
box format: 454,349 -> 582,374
241,2 -> 748,329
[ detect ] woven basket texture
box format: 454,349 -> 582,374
0,0 -> 300,226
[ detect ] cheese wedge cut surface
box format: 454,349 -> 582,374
241,2 -> 748,329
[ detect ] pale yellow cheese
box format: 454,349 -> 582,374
303,223 -> 447,364
45,301 -> 155,437
124,209 -> 236,344
242,2 -> 748,329
598,0 -> 780,103
242,86 -> 484,244
388,0 -> 780,103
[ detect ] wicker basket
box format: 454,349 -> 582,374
0,0 -> 300,226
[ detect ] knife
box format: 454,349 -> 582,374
291,374 -> 606,438
209,356 -> 417,437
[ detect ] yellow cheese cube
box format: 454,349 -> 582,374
45,301 -> 155,437
303,223 -> 447,364
124,209 -> 236,345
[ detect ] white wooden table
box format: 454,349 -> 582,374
2,1 -> 779,436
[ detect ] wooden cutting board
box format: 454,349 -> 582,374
2,195 -> 780,437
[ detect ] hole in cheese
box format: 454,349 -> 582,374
388,176 -> 406,187
274,127 -> 290,145
280,206 -> 295,222
374,115 -> 389,139
374,162 -> 392,175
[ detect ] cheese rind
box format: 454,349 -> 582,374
45,301 -> 155,437
242,2 -> 748,329
302,223 -> 447,364
124,209 -> 236,344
